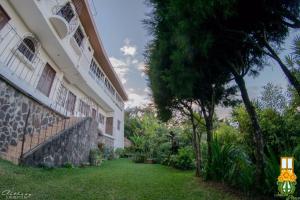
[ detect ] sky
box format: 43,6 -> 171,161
90,0 -> 293,117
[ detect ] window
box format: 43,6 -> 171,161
36,63 -> 56,97
73,27 -> 84,47
98,112 -> 105,124
18,37 -> 36,61
57,2 -> 75,23
79,100 -> 90,116
92,109 -> 97,118
105,117 -> 113,135
105,78 -> 115,96
90,59 -> 104,81
117,120 -> 121,131
0,5 -> 10,30
65,91 -> 76,115
56,84 -> 68,107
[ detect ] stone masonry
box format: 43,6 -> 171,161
0,78 -> 64,154
22,118 -> 98,167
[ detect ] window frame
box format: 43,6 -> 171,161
73,27 -> 84,47
57,2 -> 75,23
0,5 -> 10,30
17,37 -> 36,62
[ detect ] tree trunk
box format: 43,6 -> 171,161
201,108 -> 213,178
191,113 -> 202,177
263,41 -> 300,96
233,71 -> 265,190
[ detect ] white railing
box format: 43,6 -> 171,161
88,61 -> 124,110
51,1 -> 79,34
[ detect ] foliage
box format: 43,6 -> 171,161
62,162 -> 74,168
169,147 -> 195,170
259,83 -> 288,113
214,123 -> 241,145
132,152 -> 147,163
204,139 -> 255,193
89,149 -> 102,166
103,147 -> 114,160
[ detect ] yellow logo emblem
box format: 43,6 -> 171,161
277,157 -> 297,196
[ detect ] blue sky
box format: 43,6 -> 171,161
91,0 -> 292,115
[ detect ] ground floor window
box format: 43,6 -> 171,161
105,117 -> 113,135
36,63 -> 56,97
65,91 -> 76,115
117,120 -> 121,131
98,112 -> 105,124
79,100 -> 90,116
0,5 -> 10,30
56,84 -> 68,107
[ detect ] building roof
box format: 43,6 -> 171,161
74,0 -> 128,101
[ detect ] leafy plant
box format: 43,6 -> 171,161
89,149 -> 102,166
169,147 -> 195,170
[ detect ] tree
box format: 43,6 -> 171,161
259,83 -> 288,113
145,0 -> 237,177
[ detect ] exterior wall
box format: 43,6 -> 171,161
0,77 -> 64,154
22,117 -> 98,167
0,0 -> 125,149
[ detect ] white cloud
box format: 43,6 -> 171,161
216,106 -> 232,119
109,57 -> 129,84
144,87 -> 151,94
137,62 -> 145,71
120,39 -> 137,56
125,92 -> 151,108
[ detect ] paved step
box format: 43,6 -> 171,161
1,117 -> 82,164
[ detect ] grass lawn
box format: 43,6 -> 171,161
0,158 -> 242,200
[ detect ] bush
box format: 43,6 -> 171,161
115,148 -> 124,158
103,146 -> 115,160
169,147 -> 195,170
205,139 -> 254,193
89,149 -> 102,166
132,152 -> 146,163
62,162 -> 74,168
155,142 -> 172,165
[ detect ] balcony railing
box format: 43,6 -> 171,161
51,1 -> 80,34
88,58 -> 124,110
0,23 -> 45,89
0,23 -> 108,122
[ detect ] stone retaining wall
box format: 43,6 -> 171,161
22,118 -> 98,167
0,79 -> 64,153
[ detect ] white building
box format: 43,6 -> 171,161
0,0 -> 128,160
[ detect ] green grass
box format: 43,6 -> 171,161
0,158 -> 241,200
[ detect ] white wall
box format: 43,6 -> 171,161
0,0 -> 125,148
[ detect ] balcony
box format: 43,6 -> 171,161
88,59 -> 125,110
49,2 -> 79,39
0,23 -> 45,89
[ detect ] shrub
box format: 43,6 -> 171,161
206,139 -> 254,192
62,162 -> 74,168
115,148 -> 124,158
214,124 -> 241,145
155,142 -> 172,165
169,147 -> 195,170
89,149 -> 102,166
264,148 -> 280,195
103,146 -> 115,160
132,152 -> 146,163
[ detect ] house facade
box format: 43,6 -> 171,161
0,0 -> 127,164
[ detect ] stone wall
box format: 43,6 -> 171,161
22,118 -> 98,167
0,79 -> 64,153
